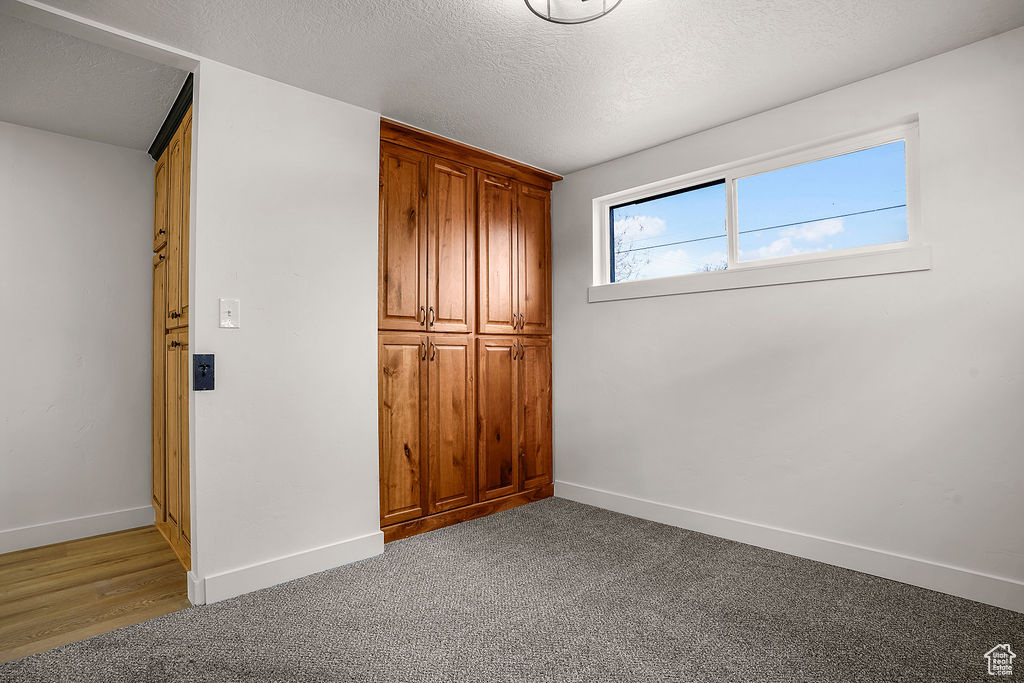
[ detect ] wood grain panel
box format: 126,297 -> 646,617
379,333 -> 428,525
428,157 -> 475,333
427,335 -> 476,514
477,337 -> 518,501
477,174 -> 518,334
516,183 -> 552,335
152,252 -> 166,523
177,106 -> 192,327
152,148 -> 168,251
164,126 -> 184,329
518,337 -> 553,490
379,143 -> 428,331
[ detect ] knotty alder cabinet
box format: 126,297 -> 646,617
152,104 -> 192,569
378,119 -> 560,542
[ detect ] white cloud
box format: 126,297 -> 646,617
779,217 -> 844,242
613,215 -> 667,244
634,248 -> 728,279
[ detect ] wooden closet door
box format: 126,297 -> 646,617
152,252 -> 167,522
379,143 -> 428,331
477,337 -> 518,500
427,335 -> 475,513
427,158 -> 474,333
178,333 -> 191,555
379,333 -> 428,525
177,106 -> 192,328
517,337 -> 553,490
477,173 -> 518,334
164,332 -> 183,537
516,183 -> 552,335
164,126 -> 185,329
153,148 -> 169,251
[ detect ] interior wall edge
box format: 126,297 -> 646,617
555,481 -> 1024,614
0,506 -> 155,555
195,531 -> 384,605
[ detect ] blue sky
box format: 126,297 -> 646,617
611,141 -> 908,281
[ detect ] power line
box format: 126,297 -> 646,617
615,204 -> 907,254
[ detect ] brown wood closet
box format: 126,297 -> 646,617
378,120 -> 560,542
152,103 -> 192,570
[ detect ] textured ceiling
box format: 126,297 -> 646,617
0,11 -> 187,150
13,0 -> 1024,171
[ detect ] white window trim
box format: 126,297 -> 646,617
590,120 -> 929,302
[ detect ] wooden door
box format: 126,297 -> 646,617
177,106 -> 192,328
427,158 -> 474,333
164,126 -> 184,329
178,332 -> 191,559
477,173 -> 518,334
477,337 -> 518,500
517,337 -> 553,490
151,252 -> 167,522
516,183 -> 552,335
164,331 -> 183,538
427,335 -> 475,514
153,148 -> 169,251
379,333 -> 428,525
379,143 -> 428,331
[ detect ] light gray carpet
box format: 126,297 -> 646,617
2,497 -> 1021,682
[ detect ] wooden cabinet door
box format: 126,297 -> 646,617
427,335 -> 475,513
177,106 -> 192,328
164,126 -> 184,329
516,183 -> 552,335
477,173 -> 518,334
178,332 -> 191,557
517,337 -> 553,490
164,331 -> 183,537
379,143 -> 428,331
153,148 -> 169,252
477,337 -> 518,501
152,252 -> 167,522
427,158 -> 474,333
379,333 -> 428,525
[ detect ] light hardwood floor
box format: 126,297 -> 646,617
0,526 -> 190,664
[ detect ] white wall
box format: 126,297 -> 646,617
0,121 -> 154,552
551,28 -> 1024,612
189,61 -> 382,603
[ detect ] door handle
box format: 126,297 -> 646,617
430,341 -> 436,361
518,313 -> 525,329
512,313 -> 518,330
420,341 -> 426,360
428,306 -> 435,327
418,306 -> 425,326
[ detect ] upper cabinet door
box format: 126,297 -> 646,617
477,173 -> 518,334
164,126 -> 184,329
379,143 -> 428,331
177,106 -> 192,329
517,337 -> 552,491
153,148 -> 169,252
427,158 -> 475,334
427,335 -> 476,514
379,333 -> 428,525
516,183 -> 552,335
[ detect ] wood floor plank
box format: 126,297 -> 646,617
0,525 -> 189,664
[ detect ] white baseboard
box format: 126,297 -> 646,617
555,480 -> 1024,614
0,506 -> 155,554
191,530 -> 385,604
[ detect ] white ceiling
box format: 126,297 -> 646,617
0,11 -> 187,151
9,1 -> 1024,172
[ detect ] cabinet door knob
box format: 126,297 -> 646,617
158,229 -> 166,235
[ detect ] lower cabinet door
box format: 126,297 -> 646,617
518,337 -> 553,490
379,333 -> 428,525
427,335 -> 476,514
152,252 -> 166,522
164,332 -> 182,536
178,333 -> 191,552
477,337 -> 518,501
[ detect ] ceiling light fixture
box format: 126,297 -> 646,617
524,0 -> 623,25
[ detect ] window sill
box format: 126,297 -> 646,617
587,245 -> 931,303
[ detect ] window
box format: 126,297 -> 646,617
592,123 -> 926,300
610,180 -> 726,282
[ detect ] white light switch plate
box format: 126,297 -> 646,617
219,298 -> 240,328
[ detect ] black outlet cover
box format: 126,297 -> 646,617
193,354 -> 215,391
